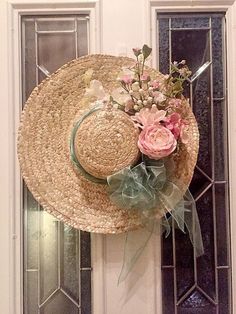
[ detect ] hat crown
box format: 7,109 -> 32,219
73,107 -> 140,180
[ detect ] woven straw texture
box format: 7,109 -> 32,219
17,55 -> 199,234
75,108 -> 140,179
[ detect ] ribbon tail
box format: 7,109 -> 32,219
159,184 -> 204,258
182,189 -> 204,257
118,223 -> 154,285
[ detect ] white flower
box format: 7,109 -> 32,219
132,82 -> 140,92
117,67 -> 135,81
153,91 -> 166,103
85,80 -> 106,100
111,88 -> 130,104
113,104 -> 119,109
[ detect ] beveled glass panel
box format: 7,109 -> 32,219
81,271 -> 92,314
171,16 -> 209,29
37,18 -> 75,31
212,17 -> 224,99
38,33 -> 76,73
178,290 -> 216,314
175,228 -> 194,299
22,19 -> 36,102
77,19 -> 89,56
61,224 -> 80,301
214,99 -> 227,181
24,271 -> 38,314
171,29 -> 210,74
25,189 -> 39,269
39,211 -> 59,302
159,12 -> 231,314
215,184 -> 229,266
218,268 -> 230,313
171,29 -> 213,178
161,230 -> 173,266
38,71 -> 48,83
162,268 -> 175,314
40,291 -> 79,314
196,188 -> 216,300
158,18 -> 170,73
80,231 -> 91,268
22,15 -> 92,314
192,68 -> 212,178
189,168 -> 211,200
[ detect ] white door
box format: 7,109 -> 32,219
1,1 -> 236,314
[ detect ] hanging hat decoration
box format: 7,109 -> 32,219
18,45 -> 203,282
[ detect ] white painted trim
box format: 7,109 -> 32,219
7,3 -> 24,314
4,2 -> 101,314
91,234 -> 106,314
149,0 -> 235,6
3,0 -> 236,313
0,1 -> 12,312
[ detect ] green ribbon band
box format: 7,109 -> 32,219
70,105 -> 107,184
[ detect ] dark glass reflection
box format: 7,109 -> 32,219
159,13 -> 230,314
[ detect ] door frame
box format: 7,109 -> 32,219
1,0 -> 236,313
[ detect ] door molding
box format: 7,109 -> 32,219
146,0 -> 236,313
2,0 -> 236,313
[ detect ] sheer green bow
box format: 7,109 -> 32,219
107,159 -> 204,283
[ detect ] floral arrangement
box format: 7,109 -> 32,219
86,44 -> 192,161
74,46 -> 203,282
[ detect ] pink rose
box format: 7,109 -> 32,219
138,124 -> 177,159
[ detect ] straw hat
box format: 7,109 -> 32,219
17,54 -> 199,233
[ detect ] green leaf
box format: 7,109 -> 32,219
142,44 -> 152,59
172,81 -> 183,95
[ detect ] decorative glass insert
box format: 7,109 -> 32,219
158,13 -> 231,313
21,16 -> 91,314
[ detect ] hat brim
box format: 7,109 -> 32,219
17,55 -> 199,233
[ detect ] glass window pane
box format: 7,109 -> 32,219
37,32 -> 76,73
22,15 -> 92,314
158,13 -> 231,313
37,18 -> 76,31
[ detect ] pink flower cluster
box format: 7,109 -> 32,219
118,68 -> 168,113
132,105 -> 188,160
